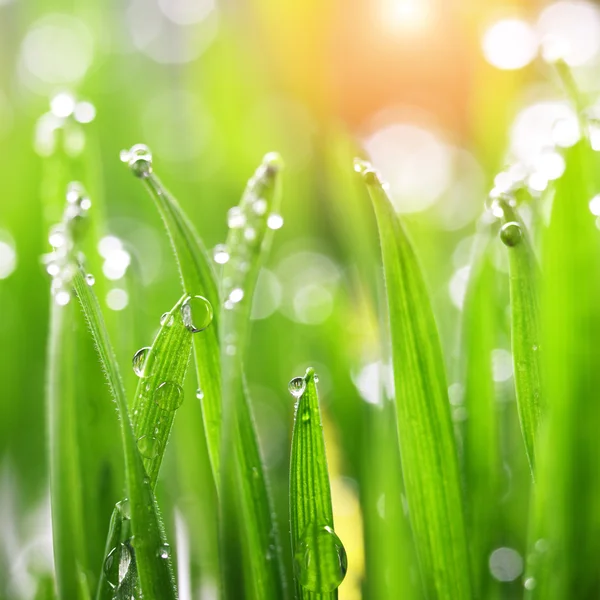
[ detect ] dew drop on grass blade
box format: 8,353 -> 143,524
289,368 -> 348,599
495,196 -> 542,477
95,293 -> 194,599
219,153 -> 288,600
357,162 -> 472,599
73,270 -> 178,600
526,141 -> 600,598
121,143 -> 222,485
461,232 -> 502,597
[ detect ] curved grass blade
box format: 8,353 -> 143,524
357,163 -> 471,599
95,295 -> 194,599
526,141 -> 600,597
219,153 -> 288,599
121,144 -> 222,484
71,270 -> 178,600
461,232 -> 501,596
496,197 -> 542,476
289,368 -> 347,599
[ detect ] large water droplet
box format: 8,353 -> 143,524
104,543 -> 132,588
181,295 -> 213,333
132,347 -> 152,377
154,381 -> 184,411
123,144 -> 153,178
293,523 -> 347,593
288,377 -> 306,399
500,221 -> 522,247
137,434 -> 159,459
157,543 -> 171,559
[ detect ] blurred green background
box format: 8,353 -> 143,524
2,0 -> 600,598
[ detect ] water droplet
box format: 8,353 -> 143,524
228,288 -> 244,304
116,498 -> 130,519
253,198 -> 268,215
213,244 -> 230,264
137,434 -> 159,459
181,295 -> 213,333
288,377 -> 306,399
157,543 -> 171,559
262,151 -> 284,171
48,225 -> 66,248
154,381 -> 184,411
301,411 -> 310,423
227,207 -> 246,229
353,157 -> 371,173
124,144 -> 153,178
160,312 -> 174,327
132,347 -> 152,377
104,543 -> 132,588
85,273 -> 95,286
293,523 -> 347,593
267,213 -> 284,230
500,221 -> 523,247
524,577 -> 536,590
55,290 -> 71,306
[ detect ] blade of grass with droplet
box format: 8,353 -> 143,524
358,166 -> 472,599
94,293 -> 193,599
47,296 -> 92,600
496,197 -> 542,476
526,141 -> 600,597
219,154 -> 288,599
289,368 -> 347,599
461,232 -> 501,597
122,145 -> 222,484
71,269 -> 178,600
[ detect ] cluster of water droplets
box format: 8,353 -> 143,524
43,182 -> 94,306
34,92 -> 96,157
120,143 -> 153,178
214,152 -> 284,317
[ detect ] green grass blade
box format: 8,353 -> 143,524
527,141 -> 600,597
219,154 -> 288,599
461,233 -> 501,596
358,163 -> 471,599
71,270 -> 178,600
129,295 -> 194,486
95,294 -> 194,599
496,197 -> 543,476
289,368 -> 347,599
121,144 -> 222,484
47,296 -> 91,600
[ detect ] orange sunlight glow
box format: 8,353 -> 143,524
383,0 -> 432,31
